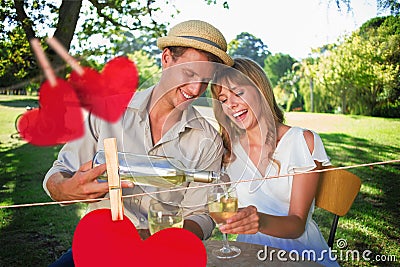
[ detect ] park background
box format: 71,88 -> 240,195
1,0 -> 399,266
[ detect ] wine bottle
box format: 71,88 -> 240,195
93,150 -> 220,188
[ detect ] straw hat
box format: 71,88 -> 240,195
157,20 -> 233,66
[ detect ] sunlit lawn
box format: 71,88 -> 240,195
0,95 -> 399,266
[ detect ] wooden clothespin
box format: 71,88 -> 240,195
30,38 -> 57,87
30,37 -> 84,87
103,138 -> 124,221
46,37 -> 85,76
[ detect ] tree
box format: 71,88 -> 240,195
292,53 -> 335,113
4,0 -> 85,71
264,53 -> 297,87
274,70 -> 304,112
376,0 -> 400,15
309,15 -> 399,116
0,26 -> 38,92
111,31 -> 161,66
1,0 -> 226,90
127,50 -> 161,88
2,0 -> 397,93
333,0 -> 400,15
228,32 -> 270,67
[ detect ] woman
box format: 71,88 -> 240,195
211,58 -> 339,267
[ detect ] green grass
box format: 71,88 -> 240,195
0,96 -> 399,266
285,112 -> 400,266
0,95 -> 87,265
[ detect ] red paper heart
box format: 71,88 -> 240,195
73,209 -> 207,267
18,78 -> 84,146
72,209 -> 141,266
69,56 -> 138,122
142,227 -> 207,266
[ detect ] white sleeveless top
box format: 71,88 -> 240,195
226,127 -> 339,267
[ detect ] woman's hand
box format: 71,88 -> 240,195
219,205 -> 260,234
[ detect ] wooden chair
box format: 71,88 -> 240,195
315,168 -> 361,248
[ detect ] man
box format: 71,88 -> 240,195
45,20 -> 233,266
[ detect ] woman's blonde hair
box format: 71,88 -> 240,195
211,57 -> 284,166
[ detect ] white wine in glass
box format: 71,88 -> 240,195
208,185 -> 241,259
148,199 -> 183,235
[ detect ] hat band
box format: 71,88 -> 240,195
178,35 -> 223,50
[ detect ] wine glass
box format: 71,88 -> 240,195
148,199 -> 184,235
208,184 -> 241,259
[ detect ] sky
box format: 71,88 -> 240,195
154,0 -> 380,59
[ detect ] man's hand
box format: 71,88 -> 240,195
46,160 -> 133,202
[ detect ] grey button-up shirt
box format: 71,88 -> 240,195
43,86 -> 223,239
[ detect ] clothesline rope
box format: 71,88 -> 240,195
0,159 -> 399,209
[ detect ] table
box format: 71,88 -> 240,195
204,240 -> 324,266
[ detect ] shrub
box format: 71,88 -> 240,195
372,101 -> 400,118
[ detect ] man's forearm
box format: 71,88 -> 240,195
183,219 -> 204,240
46,172 -> 72,202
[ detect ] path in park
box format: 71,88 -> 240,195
195,105 -> 343,133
